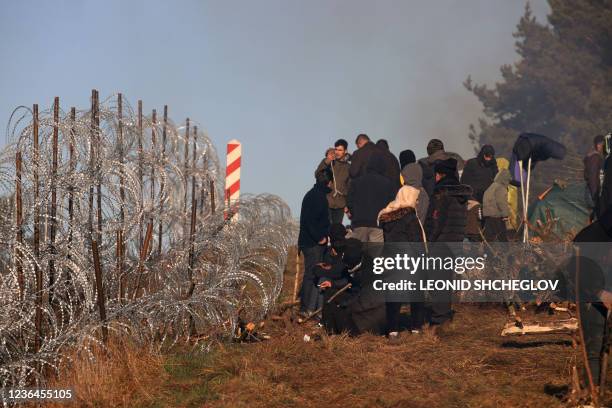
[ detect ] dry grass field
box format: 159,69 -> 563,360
45,248 -> 610,408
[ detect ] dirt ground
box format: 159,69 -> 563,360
49,248 -> 611,408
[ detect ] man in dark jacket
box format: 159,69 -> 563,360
461,144 -> 498,203
347,154 -> 396,243
315,139 -> 351,224
298,168 -> 333,314
425,158 -> 471,327
570,207 -> 612,390
349,133 -> 378,179
376,139 -> 401,190
426,158 -> 471,242
584,135 -> 605,220
418,139 -> 465,197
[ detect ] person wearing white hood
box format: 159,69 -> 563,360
378,184 -> 427,339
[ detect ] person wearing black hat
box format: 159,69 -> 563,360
425,158 -> 472,328
298,168 -> 333,315
460,145 -> 499,241
461,144 -> 498,203
584,135 -> 605,221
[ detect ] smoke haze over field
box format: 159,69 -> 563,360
0,0 -> 549,215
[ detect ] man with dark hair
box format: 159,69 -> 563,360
376,139 -> 401,189
347,154 -> 396,243
315,139 -> 351,224
584,134 -> 605,220
298,168 -> 333,315
418,139 -> 465,197
425,158 -> 471,329
349,133 -> 378,179
399,149 -> 416,169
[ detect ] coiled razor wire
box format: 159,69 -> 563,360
0,93 -> 297,395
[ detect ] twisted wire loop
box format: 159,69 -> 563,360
0,93 -> 297,395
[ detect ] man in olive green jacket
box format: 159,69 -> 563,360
482,168 -> 511,241
315,139 -> 351,224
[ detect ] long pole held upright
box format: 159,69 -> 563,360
518,160 -> 526,243
524,157 -> 532,243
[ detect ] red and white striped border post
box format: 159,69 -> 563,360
224,139 -> 241,219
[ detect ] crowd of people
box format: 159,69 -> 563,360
297,132 -> 612,387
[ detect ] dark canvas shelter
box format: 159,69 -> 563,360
528,181 -> 590,239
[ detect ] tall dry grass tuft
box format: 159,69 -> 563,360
45,336 -> 167,407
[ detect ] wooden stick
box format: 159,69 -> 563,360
157,105 -> 167,255
133,222 -> 154,299
575,246 -> 598,405
150,109 -> 156,225
92,240 -> 108,344
33,103 -> 42,354
518,159 -> 526,243
524,157 -> 532,242
600,309 -> 611,397
94,90 -> 102,245
48,96 -> 59,304
183,118 -> 190,238
187,126 -> 198,298
138,100 -> 144,250
298,283 -> 352,324
117,94 -> 125,301
88,91 -> 95,242
210,180 -> 215,214
68,107 -> 75,253
292,249 -> 301,303
15,151 -> 23,301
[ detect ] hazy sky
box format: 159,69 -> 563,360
0,0 -> 549,214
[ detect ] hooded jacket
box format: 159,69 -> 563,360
401,162 -> 429,221
298,181 -> 331,248
347,155 -> 396,228
425,175 -> 471,242
418,150 -> 465,197
482,168 -> 510,218
315,154 -> 351,209
377,185 -> 425,242
460,145 -> 498,202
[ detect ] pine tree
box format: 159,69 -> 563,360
466,1 -> 612,192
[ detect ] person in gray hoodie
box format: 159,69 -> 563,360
482,168 -> 511,242
400,162 -> 429,223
